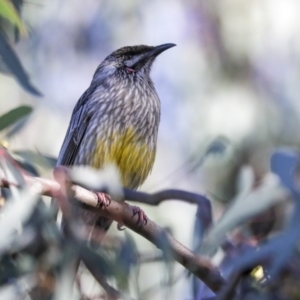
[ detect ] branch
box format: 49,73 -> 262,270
122,188 -> 211,206
0,169 -> 226,293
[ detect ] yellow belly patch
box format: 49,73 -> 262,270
91,127 -> 155,189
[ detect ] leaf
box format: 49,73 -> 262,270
13,150 -> 57,169
0,151 -> 24,200
11,0 -> 23,14
15,159 -> 39,176
204,136 -> 230,157
0,31 -> 42,96
53,243 -> 79,300
0,105 -> 32,132
202,169 -> 287,252
0,254 -> 18,285
80,245 -> 113,278
0,152 -> 24,187
0,0 -> 26,35
0,186 -> 39,252
270,149 -> 299,190
10,0 -> 25,42
115,233 -> 138,290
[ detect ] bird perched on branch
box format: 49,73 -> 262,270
56,43 -> 176,239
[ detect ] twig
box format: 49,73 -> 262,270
0,169 -> 226,293
122,188 -> 211,206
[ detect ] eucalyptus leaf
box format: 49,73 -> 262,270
5,117 -> 29,138
1,153 -> 25,186
17,160 -> 39,176
10,0 -> 24,42
0,0 -> 26,35
0,254 -> 18,285
0,187 -> 39,252
54,244 -> 79,300
0,31 -> 41,96
80,244 -> 114,278
202,170 -> 287,252
270,149 -> 299,190
0,105 -> 32,132
13,150 -> 57,169
115,233 -> 138,290
11,0 -> 23,13
0,154 -> 23,200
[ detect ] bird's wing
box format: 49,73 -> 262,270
56,84 -> 115,237
56,86 -> 96,166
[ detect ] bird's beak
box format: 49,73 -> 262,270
125,43 -> 176,68
149,43 -> 176,57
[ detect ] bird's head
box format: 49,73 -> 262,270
93,43 -> 176,82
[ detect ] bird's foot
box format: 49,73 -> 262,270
117,223 -> 126,231
94,192 -> 111,209
115,206 -> 148,230
132,206 -> 148,227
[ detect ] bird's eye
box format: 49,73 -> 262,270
125,67 -> 135,73
124,56 -> 135,73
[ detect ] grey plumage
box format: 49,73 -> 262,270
56,43 -> 175,235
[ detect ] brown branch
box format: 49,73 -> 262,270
0,169 -> 226,293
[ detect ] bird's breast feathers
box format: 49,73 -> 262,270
74,80 -> 160,189
91,126 -> 156,189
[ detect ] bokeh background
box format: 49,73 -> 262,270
1,0 -> 300,299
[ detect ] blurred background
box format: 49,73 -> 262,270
1,0 -> 300,299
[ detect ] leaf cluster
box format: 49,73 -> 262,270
0,0 -> 41,96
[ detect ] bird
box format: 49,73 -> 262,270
56,43 -> 176,240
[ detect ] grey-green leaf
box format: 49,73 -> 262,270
13,150 -> 57,169
0,105 -> 32,132
0,31 -> 41,96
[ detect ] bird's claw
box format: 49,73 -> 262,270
94,192 -> 111,209
117,223 -> 126,231
132,206 -> 148,227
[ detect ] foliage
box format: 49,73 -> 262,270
1,106 -> 300,300
1,1 -> 300,298
0,105 -> 32,132
0,0 -> 41,96
0,0 -> 26,35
